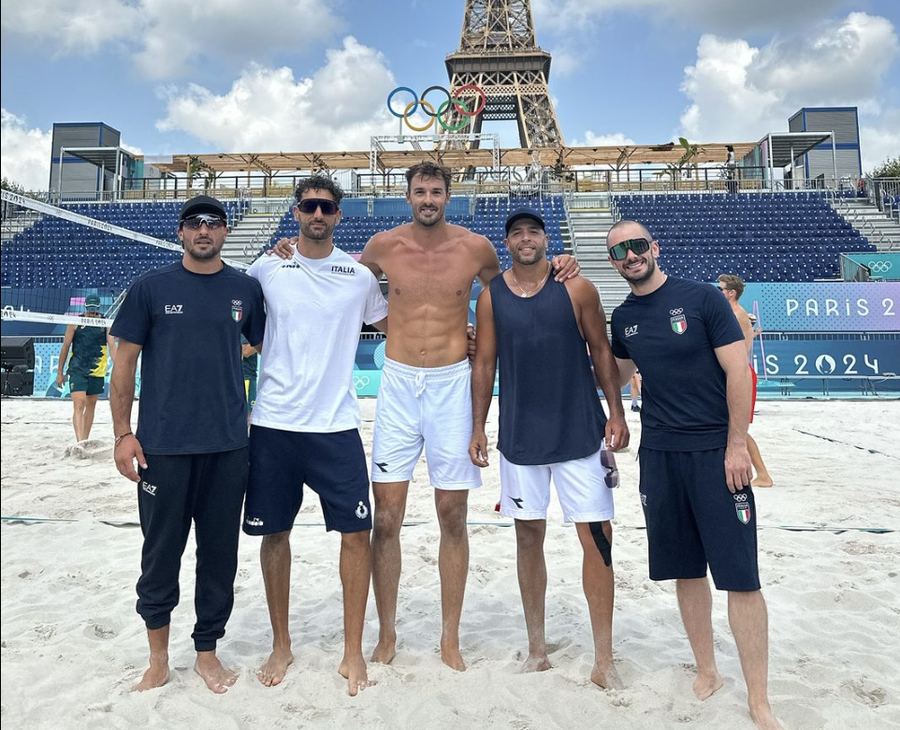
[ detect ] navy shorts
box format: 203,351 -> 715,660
244,425 -> 372,535
638,447 -> 760,592
69,373 -> 104,396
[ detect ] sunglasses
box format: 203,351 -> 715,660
297,199 -> 339,216
182,214 -> 226,230
600,449 -> 620,489
608,237 -> 651,261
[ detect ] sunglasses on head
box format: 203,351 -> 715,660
297,198 -> 339,216
608,237 -> 651,261
182,214 -> 226,230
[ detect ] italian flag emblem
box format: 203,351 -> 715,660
736,503 -> 751,524
670,314 -> 687,335
232,307 -> 243,322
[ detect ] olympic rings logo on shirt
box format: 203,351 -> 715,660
868,261 -> 892,273
387,85 -> 487,132
733,493 -> 748,502
669,308 -> 684,315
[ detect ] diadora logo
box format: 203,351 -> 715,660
141,481 -> 158,496
245,516 -> 264,527
331,265 -> 356,276
164,304 -> 184,315
281,262 -> 303,269
625,325 -> 639,338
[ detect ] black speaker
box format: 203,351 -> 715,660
1,370 -> 35,396
1,336 -> 35,371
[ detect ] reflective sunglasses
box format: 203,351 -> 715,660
608,237 -> 651,261
297,198 -> 339,216
182,214 -> 226,230
600,449 -> 620,489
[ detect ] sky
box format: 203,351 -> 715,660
1,0 -> 898,191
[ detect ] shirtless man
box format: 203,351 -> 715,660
363,163 -> 578,670
717,274 -> 773,488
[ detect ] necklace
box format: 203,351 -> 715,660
510,264 -> 551,298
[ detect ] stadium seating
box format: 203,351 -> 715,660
613,192 -> 876,282
266,195 -> 567,270
1,201 -> 247,289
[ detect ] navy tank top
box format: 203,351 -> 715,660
491,273 -> 606,465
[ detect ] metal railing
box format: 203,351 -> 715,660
827,189 -> 888,248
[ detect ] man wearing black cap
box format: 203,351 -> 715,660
56,293 -> 117,442
110,195 -> 266,693
469,208 -> 629,688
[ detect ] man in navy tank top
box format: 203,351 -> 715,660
470,208 -> 629,689
606,220 -> 783,730
111,195 -> 266,694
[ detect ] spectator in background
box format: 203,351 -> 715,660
242,335 -> 259,418
717,274 -> 774,488
56,294 -> 116,442
725,146 -> 738,195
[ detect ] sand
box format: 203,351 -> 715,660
2,397 -> 899,730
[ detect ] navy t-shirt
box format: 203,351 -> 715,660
610,276 -> 743,451
111,262 -> 266,455
492,275 -> 605,465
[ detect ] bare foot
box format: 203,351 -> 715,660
257,646 -> 294,687
693,670 -> 724,700
194,651 -> 238,694
440,637 -> 466,672
751,476 -> 774,488
133,658 -> 169,691
339,653 -> 376,697
591,660 -> 624,690
520,653 -> 552,673
371,635 -> 397,665
750,701 -> 786,730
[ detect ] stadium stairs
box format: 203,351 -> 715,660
565,207 -> 632,312
831,198 -> 900,250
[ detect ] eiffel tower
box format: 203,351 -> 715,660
441,0 -> 564,149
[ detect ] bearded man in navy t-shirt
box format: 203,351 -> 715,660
110,195 -> 265,694
606,220 -> 783,730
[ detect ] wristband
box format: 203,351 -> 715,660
115,432 -> 133,447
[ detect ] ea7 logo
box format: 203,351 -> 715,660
141,481 -> 158,496
165,305 -> 184,315
625,325 -> 639,338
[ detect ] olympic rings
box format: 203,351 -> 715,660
387,85 -> 485,132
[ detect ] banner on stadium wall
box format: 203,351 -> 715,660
26,340 -> 387,399
752,336 -> 899,378
740,282 -> 899,332
842,253 -> 900,281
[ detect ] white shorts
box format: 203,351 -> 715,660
499,444 -> 616,523
371,357 -> 483,491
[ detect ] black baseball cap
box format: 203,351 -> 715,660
505,208 -> 545,235
179,195 -> 227,223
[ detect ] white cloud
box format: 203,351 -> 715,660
532,0 -> 843,35
0,109 -> 52,191
569,131 -> 636,147
860,110 -> 900,174
1,0 -> 342,79
1,0 -> 140,54
678,12 -> 899,143
156,37 -> 398,152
